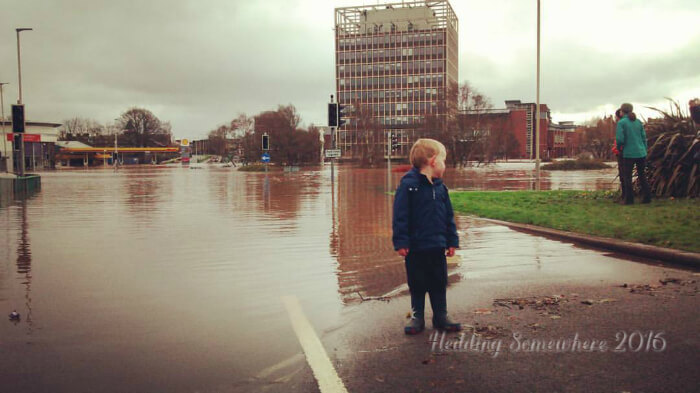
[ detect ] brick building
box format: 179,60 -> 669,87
462,100 -> 580,160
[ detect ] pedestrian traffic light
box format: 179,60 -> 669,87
391,132 -> 400,151
328,103 -> 338,127
12,105 -> 25,133
262,133 -> 270,151
338,104 -> 350,127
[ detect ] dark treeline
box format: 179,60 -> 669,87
61,107 -> 173,148
206,105 -> 322,165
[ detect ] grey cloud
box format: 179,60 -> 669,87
1,0 -> 698,138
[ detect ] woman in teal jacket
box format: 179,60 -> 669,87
615,103 -> 651,204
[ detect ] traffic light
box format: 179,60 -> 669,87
13,134 -> 22,150
391,132 -> 400,151
328,103 -> 338,127
261,133 -> 270,151
12,105 -> 25,133
338,104 -> 350,127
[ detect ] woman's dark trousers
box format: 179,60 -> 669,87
622,157 -> 651,204
617,154 -> 626,200
405,249 -> 447,318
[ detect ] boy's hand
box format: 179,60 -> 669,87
446,247 -> 456,257
397,248 -> 409,257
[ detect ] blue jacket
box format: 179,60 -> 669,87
392,167 -> 459,251
616,115 -> 648,158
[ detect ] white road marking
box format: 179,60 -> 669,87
281,295 -> 349,393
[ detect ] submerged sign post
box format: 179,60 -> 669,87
261,132 -> 270,172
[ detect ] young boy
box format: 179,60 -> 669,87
392,138 -> 461,335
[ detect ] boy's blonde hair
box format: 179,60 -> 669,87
409,138 -> 446,168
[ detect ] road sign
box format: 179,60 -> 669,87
325,149 -> 341,158
261,152 -> 271,163
6,133 -> 40,142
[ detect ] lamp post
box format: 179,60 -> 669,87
0,82 -> 8,172
16,27 -> 33,177
113,118 -> 120,170
16,28 -> 32,105
534,1 -> 541,187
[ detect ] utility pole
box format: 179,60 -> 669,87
16,28 -> 33,177
114,123 -> 119,170
535,0 -> 541,188
329,95 -> 336,183
387,130 -> 391,174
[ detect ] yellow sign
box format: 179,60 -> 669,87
180,139 -> 189,147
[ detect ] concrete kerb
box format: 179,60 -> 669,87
470,216 -> 700,269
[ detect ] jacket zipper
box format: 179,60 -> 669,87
432,187 -> 435,200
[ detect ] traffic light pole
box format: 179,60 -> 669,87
329,95 -> 336,184
330,125 -> 335,183
387,130 -> 391,174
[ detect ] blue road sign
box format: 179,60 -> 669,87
261,153 -> 270,163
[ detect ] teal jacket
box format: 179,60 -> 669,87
616,115 -> 647,158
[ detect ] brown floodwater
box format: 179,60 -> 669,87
0,163 -> 620,392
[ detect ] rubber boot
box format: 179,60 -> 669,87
404,312 -> 425,335
432,313 -> 461,332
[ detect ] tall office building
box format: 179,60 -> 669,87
334,0 -> 458,158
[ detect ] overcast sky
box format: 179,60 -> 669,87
1,0 -> 698,139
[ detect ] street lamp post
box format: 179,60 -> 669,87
16,28 -> 33,105
0,82 -> 8,173
535,1 -> 541,186
114,118 -> 120,170
16,27 -> 33,177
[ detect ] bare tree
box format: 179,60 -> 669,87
353,103 -> 384,167
461,82 -> 498,165
579,116 -> 616,159
230,114 -> 254,137
207,125 -> 230,156
117,108 -> 172,147
249,104 -> 321,165
61,117 -> 104,141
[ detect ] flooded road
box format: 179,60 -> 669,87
0,163 -> 622,392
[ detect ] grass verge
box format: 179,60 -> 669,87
450,190 -> 699,253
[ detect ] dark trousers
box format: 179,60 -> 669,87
622,157 -> 651,204
617,154 -> 626,200
404,248 -> 447,318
